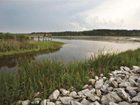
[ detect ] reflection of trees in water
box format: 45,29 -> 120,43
0,54 -> 35,69
0,48 -> 61,71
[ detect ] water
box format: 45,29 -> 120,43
0,36 -> 140,71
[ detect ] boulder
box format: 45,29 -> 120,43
21,100 -> 30,105
59,97 -> 73,105
49,89 -> 60,101
132,94 -> 140,102
95,78 -> 104,89
60,88 -> 70,96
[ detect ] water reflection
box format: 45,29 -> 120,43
0,36 -> 140,71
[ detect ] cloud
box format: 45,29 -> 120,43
0,0 -> 140,32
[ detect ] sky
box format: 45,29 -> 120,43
0,0 -> 140,32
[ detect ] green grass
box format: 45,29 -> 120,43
0,48 -> 140,105
0,40 -> 64,57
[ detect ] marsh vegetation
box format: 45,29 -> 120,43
0,48 -> 140,105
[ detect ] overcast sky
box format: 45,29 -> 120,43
0,0 -> 140,32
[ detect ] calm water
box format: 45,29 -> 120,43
0,36 -> 140,71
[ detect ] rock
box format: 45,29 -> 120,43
49,89 -> 60,101
95,76 -> 99,80
132,66 -> 140,73
87,94 -> 100,102
60,88 -> 70,96
78,89 -> 90,97
127,89 -> 137,97
88,79 -> 96,85
55,101 -> 62,105
89,88 -> 96,94
59,97 -> 73,104
133,66 -> 140,70
107,87 -> 113,91
81,98 -> 91,105
101,92 -> 122,104
31,98 -> 41,104
101,95 -> 108,105
131,103 -> 139,105
111,80 -> 118,88
69,91 -> 78,98
115,88 -> 131,101
82,84 -> 89,89
119,82 -> 131,88
101,84 -> 109,93
90,101 -> 101,105
95,78 -> 104,89
21,100 -> 30,105
118,101 -> 130,105
70,101 -> 82,105
95,89 -> 102,97
109,102 -> 118,105
132,94 -> 140,102
41,99 -> 50,105
46,102 -> 55,105
100,74 -> 104,77
41,99 -> 47,105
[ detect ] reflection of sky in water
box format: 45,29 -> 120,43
0,37 -> 140,71
35,39 -> 140,63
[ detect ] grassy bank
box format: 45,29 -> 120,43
0,48 -> 140,105
0,40 -> 64,57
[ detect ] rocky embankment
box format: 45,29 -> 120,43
18,66 -> 140,105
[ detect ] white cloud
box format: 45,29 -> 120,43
74,0 -> 140,30
0,0 -> 140,32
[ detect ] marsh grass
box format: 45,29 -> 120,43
0,48 -> 140,105
0,40 -> 64,56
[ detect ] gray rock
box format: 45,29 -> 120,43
95,76 -> 99,80
101,84 -> 109,93
101,92 -> 122,104
89,88 -> 96,94
70,101 -> 82,105
88,79 -> 96,85
41,99 -> 47,105
119,82 -> 131,88
107,87 -> 113,91
118,101 -> 130,105
82,84 -> 89,89
69,91 -> 78,98
31,98 -> 41,104
133,66 -> 140,70
41,99 -> 50,105
95,78 -> 104,89
100,74 -> 104,77
131,103 -> 139,105
46,102 -> 55,105
127,89 -> 137,97
59,97 -> 73,104
132,94 -> 140,102
115,88 -> 131,101
49,89 -> 60,101
111,80 -> 118,88
109,102 -> 118,105
21,100 -> 30,105
95,89 -> 102,97
55,101 -> 62,105
81,98 -> 91,105
90,101 -> 101,105
78,89 -> 90,97
60,88 -> 70,96
88,94 -> 100,102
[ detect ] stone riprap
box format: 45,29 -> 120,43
17,66 -> 140,105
